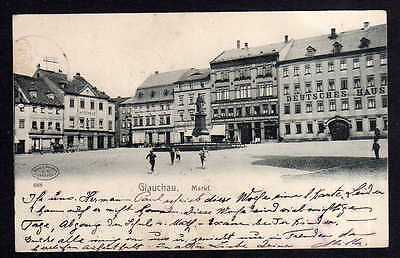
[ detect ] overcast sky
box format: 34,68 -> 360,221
13,11 -> 386,98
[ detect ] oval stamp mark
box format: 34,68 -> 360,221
31,164 -> 60,181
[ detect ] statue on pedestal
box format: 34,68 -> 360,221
192,94 -> 209,137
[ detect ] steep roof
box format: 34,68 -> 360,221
176,68 -> 210,83
110,96 -> 130,104
36,69 -> 110,99
282,24 -> 387,61
14,73 -> 63,106
210,41 -> 290,64
138,69 -> 192,89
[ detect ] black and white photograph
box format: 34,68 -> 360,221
13,11 -> 388,252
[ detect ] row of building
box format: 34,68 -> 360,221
116,22 -> 387,146
14,67 -> 116,153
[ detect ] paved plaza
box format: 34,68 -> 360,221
15,139 -> 387,183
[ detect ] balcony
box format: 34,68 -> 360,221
29,128 -> 63,135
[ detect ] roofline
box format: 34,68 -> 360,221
210,51 -> 280,65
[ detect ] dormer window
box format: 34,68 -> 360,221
47,93 -> 55,100
332,42 -> 343,54
163,89 -> 169,96
29,90 -> 37,98
150,90 -> 156,98
305,46 -> 316,57
138,91 -> 143,98
359,37 -> 370,48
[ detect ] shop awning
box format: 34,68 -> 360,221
210,124 -> 225,136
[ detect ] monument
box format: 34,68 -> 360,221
192,94 -> 210,142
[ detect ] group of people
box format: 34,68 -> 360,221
145,147 -> 208,173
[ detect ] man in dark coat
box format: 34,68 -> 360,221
372,139 -> 380,159
169,147 -> 175,165
146,149 -> 157,173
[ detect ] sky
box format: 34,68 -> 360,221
13,11 -> 386,98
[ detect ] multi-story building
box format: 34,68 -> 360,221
111,96 -> 130,147
278,23 -> 387,141
14,73 -> 64,153
36,69 -> 116,150
174,68 -> 211,143
123,69 -> 191,146
209,40 -> 292,144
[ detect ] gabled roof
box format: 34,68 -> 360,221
138,69 -> 193,89
282,24 -> 386,61
14,73 -> 63,107
176,68 -> 210,83
210,41 -> 290,64
36,69 -> 110,99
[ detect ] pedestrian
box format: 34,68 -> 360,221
199,147 -> 207,169
175,148 -> 181,161
372,139 -> 380,159
374,128 -> 381,141
169,147 -> 175,165
146,149 -> 157,173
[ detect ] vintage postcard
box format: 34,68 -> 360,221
13,11 -> 388,252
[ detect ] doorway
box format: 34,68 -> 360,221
166,132 -> 171,145
97,136 -> 104,149
16,140 -> 25,154
88,136 -> 94,150
239,123 -> 252,144
328,120 -> 350,140
180,132 -> 185,144
264,125 -> 277,140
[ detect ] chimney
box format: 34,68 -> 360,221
75,72 -> 80,76
58,69 -> 63,73
329,28 -> 337,39
244,42 -> 248,49
363,21 -> 370,30
155,71 -> 159,74
236,40 -> 240,49
284,35 -> 289,43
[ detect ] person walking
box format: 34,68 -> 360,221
146,149 -> 157,173
372,139 -> 381,159
199,147 -> 207,169
169,147 -> 176,165
175,148 -> 181,161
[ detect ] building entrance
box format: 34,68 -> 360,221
97,136 -> 104,149
16,140 -> 25,154
88,136 -> 94,150
180,132 -> 185,144
239,123 -> 252,144
166,132 -> 171,145
327,116 -> 350,141
264,125 -> 277,140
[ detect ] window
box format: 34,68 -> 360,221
32,121 -> 37,130
236,107 -> 242,117
99,119 -> 103,129
257,65 -> 272,77
70,98 -> 75,108
367,75 -> 375,87
284,84 -> 289,95
380,53 -> 387,65
383,118 -> 388,131
316,63 -> 322,73
367,55 -> 374,67
341,99 -> 349,111
161,114 -> 166,124
284,104 -> 290,114
99,102 -> 103,111
318,122 -> 324,133
108,120 -> 113,130
41,107 -> 45,113
146,117 -> 150,126
328,79 -> 335,91
40,121 -> 45,130
382,95 -> 388,108
189,94 -> 194,104
329,99 -> 336,111
328,61 -> 334,72
55,122 -> 60,131
270,104 -> 276,115
285,124 -> 291,135
367,97 -> 376,109
245,107 -> 251,116
316,81 -> 323,92
353,77 -> 361,88
369,118 -> 376,131
304,64 -> 311,74
307,122 -> 313,134
353,57 -> 360,69
259,83 -> 273,97
317,101 -> 324,112
48,122 -> 53,130
340,59 -> 347,70
151,116 -> 155,125
306,102 -> 312,113
165,115 -> 170,125
294,83 -> 301,94
108,106 -> 112,115
305,82 -> 312,93
295,102 -> 301,114
254,106 -> 260,116
283,67 -> 289,77
139,117 -> 143,126
18,119 -> 25,129
293,66 -> 300,76
213,109 -> 218,117
90,101 -> 94,110
79,118 -> 84,128
56,108 -> 60,114
69,117 -> 74,128
356,120 -> 363,132
228,108 -> 234,117
354,98 -> 362,110
240,85 -> 251,99
340,78 -> 348,90
381,74 -> 387,86
296,123 -> 302,134
178,95 -> 184,105
80,99 -> 85,109
32,106 -> 37,113
90,118 -> 95,128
